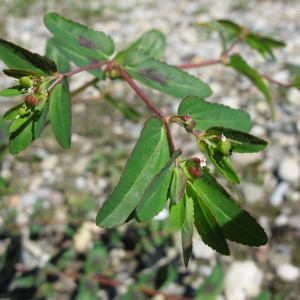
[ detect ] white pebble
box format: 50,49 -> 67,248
276,263 -> 300,282
224,261 -> 264,300
269,181 -> 290,206
278,158 -> 300,182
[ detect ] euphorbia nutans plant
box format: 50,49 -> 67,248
1,13 -> 298,265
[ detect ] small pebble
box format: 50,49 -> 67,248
276,263 -> 300,282
278,158 -> 300,182
269,181 -> 289,206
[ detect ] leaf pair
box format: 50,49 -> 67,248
180,164 -> 268,259
96,117 -> 175,228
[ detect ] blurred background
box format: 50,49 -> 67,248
0,0 -> 299,299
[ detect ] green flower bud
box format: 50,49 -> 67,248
19,76 -> 32,88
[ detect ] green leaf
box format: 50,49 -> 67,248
169,167 -> 188,205
135,150 -> 181,222
9,116 -> 34,154
254,289 -> 272,300
44,12 -> 114,76
0,86 -> 24,97
154,264 -> 177,289
123,50 -> 212,99
205,127 -> 268,153
2,102 -> 24,120
3,68 -> 44,79
188,181 -> 230,255
50,77 -> 71,149
199,140 -> 240,184
46,37 -> 71,73
116,29 -> 166,63
96,117 -> 171,228
120,283 -> 145,300
33,100 -> 49,138
84,241 -> 107,274
48,37 -> 105,80
76,275 -> 99,300
9,111 -> 34,133
170,198 -> 186,230
197,19 -> 242,51
245,34 -> 285,59
0,38 -> 57,75
178,96 -> 252,132
184,166 -> 268,247
181,194 -> 194,267
196,263 -> 225,299
227,54 -> 274,118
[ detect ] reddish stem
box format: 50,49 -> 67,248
115,63 -> 166,118
177,58 -> 221,69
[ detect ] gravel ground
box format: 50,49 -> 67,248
0,0 -> 300,299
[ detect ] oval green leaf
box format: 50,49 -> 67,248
178,96 -> 252,132
50,77 -> 71,149
123,50 -> 212,99
96,117 -> 171,228
44,12 -> 114,63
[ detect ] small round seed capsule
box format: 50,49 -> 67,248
18,107 -> 28,116
19,76 -> 32,88
25,94 -> 38,108
217,140 -> 231,155
188,165 -> 202,179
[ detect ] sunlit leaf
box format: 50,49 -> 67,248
96,117 -> 171,228
178,96 -> 252,132
187,181 -> 230,255
123,50 -> 212,99
135,150 -> 181,222
50,77 -> 71,149
169,167 -> 188,205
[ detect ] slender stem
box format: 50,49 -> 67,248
64,61 -> 110,77
116,63 -> 166,119
259,73 -> 294,87
177,58 -> 221,69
